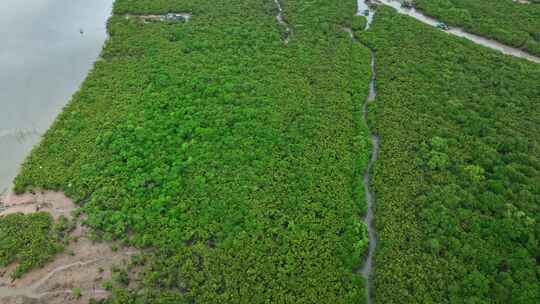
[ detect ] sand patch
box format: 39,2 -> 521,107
0,191 -> 76,219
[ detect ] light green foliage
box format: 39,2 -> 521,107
427,137 -> 450,170
359,7 -> 540,303
13,0 -> 373,302
72,287 -> 83,299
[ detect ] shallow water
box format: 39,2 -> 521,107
348,3 -> 379,302
353,1 -> 539,303
357,0 -> 375,29
0,0 -> 113,193
274,0 -> 291,43
359,53 -> 378,291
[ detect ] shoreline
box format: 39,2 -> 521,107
0,0 -> 114,193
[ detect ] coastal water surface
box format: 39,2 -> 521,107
0,0 -> 113,193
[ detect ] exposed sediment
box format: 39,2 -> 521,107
0,191 -> 75,219
124,12 -> 192,23
0,191 -> 137,304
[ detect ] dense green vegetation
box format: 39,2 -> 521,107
14,0 -> 373,302
352,15 -> 367,32
359,7 -> 540,303
0,213 -> 71,279
415,0 -> 540,55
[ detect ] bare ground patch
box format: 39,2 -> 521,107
0,191 -> 76,219
124,12 -> 192,23
0,191 -> 138,304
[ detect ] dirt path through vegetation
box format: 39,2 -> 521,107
0,191 -> 136,304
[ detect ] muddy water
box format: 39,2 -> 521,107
376,0 -> 540,64
0,0 -> 113,193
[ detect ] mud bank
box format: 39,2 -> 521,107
0,191 -> 137,304
0,191 -> 75,219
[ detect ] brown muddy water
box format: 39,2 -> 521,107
0,0 -> 113,194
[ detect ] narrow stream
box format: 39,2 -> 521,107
4,0 -> 537,302
274,0 -> 291,43
357,0 -> 375,30
0,0 -> 113,193
349,2 -> 379,303
353,0 -> 540,301
376,0 -> 540,64
359,54 -> 379,304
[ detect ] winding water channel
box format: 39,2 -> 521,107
357,0 -> 375,29
0,0 -> 113,194
376,0 -> 540,64
354,0 -> 540,302
359,57 -> 379,304
2,0 -> 539,301
351,2 -> 379,303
